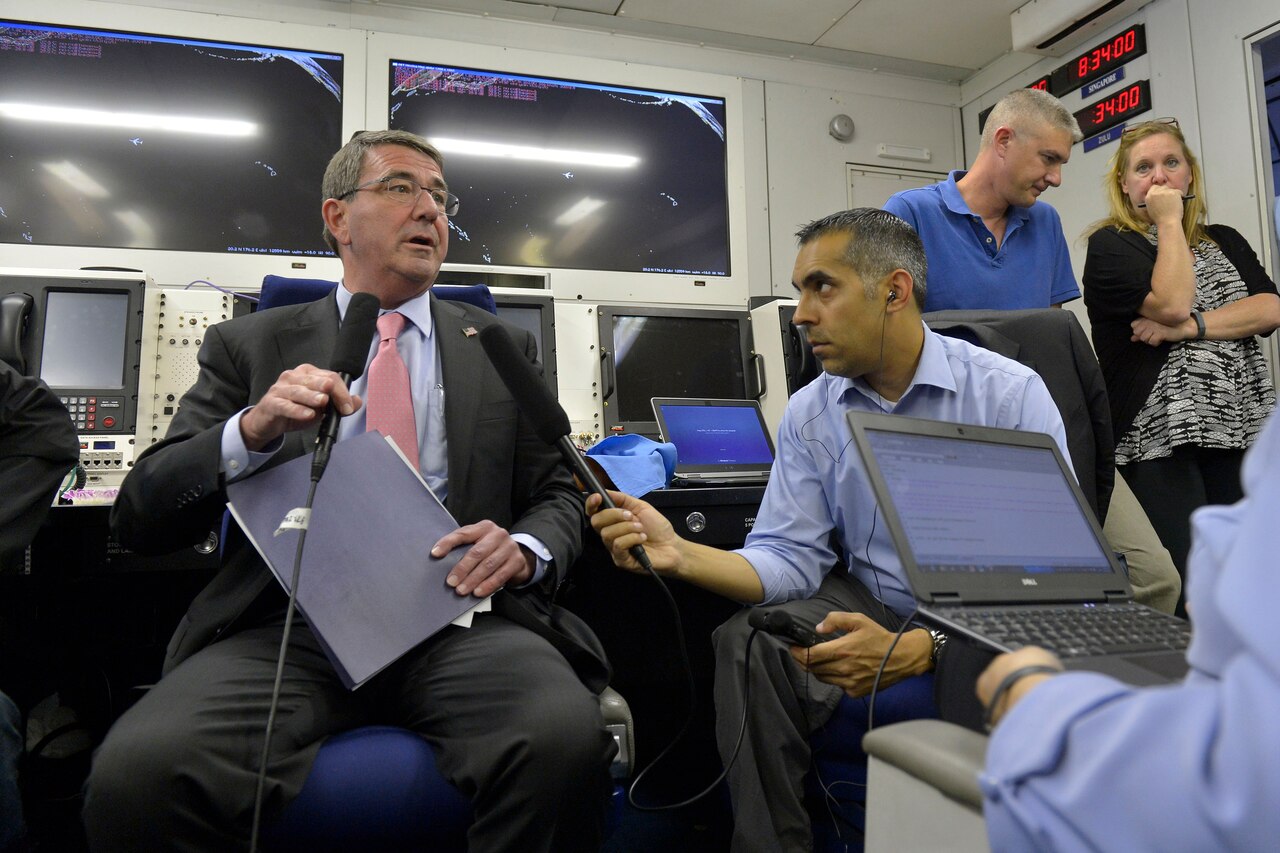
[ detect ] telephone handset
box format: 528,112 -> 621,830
0,292 -> 34,374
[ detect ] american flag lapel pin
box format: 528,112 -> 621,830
463,326 -> 478,337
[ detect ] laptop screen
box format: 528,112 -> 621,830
652,398 -> 775,474
863,429 -> 1113,575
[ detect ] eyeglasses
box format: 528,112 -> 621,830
339,176 -> 460,216
1122,117 -> 1179,135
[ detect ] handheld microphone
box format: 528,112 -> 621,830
478,324 -> 655,574
311,291 -> 380,481
747,609 -> 824,647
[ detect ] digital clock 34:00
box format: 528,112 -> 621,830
1073,79 -> 1152,139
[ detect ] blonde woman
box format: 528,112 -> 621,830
1083,118 -> 1280,614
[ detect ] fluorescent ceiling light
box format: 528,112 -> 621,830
555,198 -> 606,226
42,161 -> 110,199
114,210 -> 156,245
430,137 -> 638,168
0,103 -> 256,137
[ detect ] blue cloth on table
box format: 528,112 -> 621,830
586,435 -> 677,497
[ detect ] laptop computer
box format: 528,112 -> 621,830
846,411 -> 1191,685
651,397 -> 775,487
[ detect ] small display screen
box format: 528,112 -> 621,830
40,290 -> 129,388
865,429 -> 1112,575
388,61 -> 731,276
1051,24 -> 1147,96
659,404 -> 774,466
612,315 -> 745,421
494,305 -> 546,361
1074,79 -> 1152,139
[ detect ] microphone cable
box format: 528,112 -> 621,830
477,324 -> 717,809
249,476 -> 319,853
247,292 -> 379,853
622,574 -> 750,812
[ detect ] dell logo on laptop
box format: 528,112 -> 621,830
1021,578 -> 1039,586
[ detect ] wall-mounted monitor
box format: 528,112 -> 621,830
0,268 -> 146,437
489,289 -> 558,398
388,61 -> 730,278
0,18 -> 346,278
596,305 -> 760,438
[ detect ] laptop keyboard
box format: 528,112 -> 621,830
936,604 -> 1192,659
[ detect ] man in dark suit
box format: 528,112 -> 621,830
0,360 -> 80,564
84,130 -> 614,851
1,360 -> 79,851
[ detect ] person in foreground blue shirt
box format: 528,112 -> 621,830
884,88 -> 1081,311
978,408 -> 1280,850
590,208 -> 1070,853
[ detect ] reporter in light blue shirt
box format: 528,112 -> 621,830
979,407 -> 1280,851
740,322 -> 1071,615
588,209 -> 1072,852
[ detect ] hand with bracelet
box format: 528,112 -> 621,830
976,647 -> 1064,730
1129,310 -> 1205,347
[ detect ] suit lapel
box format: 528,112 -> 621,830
432,294 -> 485,499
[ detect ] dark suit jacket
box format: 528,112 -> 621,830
110,291 -> 609,690
1,361 -> 80,559
925,308 -> 1116,524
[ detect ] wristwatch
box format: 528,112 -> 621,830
928,628 -> 948,668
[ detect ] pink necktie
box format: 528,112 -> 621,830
365,312 -> 419,463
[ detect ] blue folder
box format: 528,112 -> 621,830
227,431 -> 481,689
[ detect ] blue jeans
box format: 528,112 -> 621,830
0,691 -> 22,851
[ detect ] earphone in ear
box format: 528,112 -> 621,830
887,291 -> 898,303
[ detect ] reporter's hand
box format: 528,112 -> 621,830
976,646 -> 1062,727
432,520 -> 532,597
239,364 -> 361,451
790,612 -> 931,698
586,490 -> 680,575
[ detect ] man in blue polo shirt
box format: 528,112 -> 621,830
884,88 -> 1180,615
885,88 -> 1081,311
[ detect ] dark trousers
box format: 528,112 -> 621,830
711,571 -> 991,853
1122,445 -> 1245,616
82,612 -> 615,853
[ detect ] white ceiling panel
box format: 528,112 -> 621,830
616,0 -> 858,46
817,0 -> 1024,71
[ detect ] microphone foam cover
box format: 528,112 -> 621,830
331,292 -> 381,380
478,323 -> 570,444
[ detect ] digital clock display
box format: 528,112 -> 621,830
1050,24 -> 1147,95
1074,79 -> 1152,139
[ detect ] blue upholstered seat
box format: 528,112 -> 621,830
261,727 -> 471,852
257,275 -> 497,315
808,675 -> 938,852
